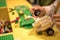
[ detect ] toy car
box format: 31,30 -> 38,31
33,10 -> 54,36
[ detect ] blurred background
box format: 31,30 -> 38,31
27,0 -> 55,6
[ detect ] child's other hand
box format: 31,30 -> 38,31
52,14 -> 60,28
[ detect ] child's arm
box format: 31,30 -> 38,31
43,0 -> 60,16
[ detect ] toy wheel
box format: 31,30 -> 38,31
46,28 -> 54,36
34,10 -> 40,16
37,31 -> 42,35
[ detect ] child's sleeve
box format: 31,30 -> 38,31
43,0 -> 60,16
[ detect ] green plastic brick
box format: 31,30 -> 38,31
0,0 -> 6,7
0,34 -> 14,40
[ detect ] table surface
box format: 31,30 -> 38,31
0,0 -> 60,40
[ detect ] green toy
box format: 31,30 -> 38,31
15,5 -> 35,29
0,34 -> 14,40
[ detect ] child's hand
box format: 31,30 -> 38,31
52,14 -> 60,28
30,6 -> 46,18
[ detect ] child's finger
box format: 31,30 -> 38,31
52,14 -> 60,18
55,22 -> 60,28
55,19 -> 60,22
30,7 -> 35,14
